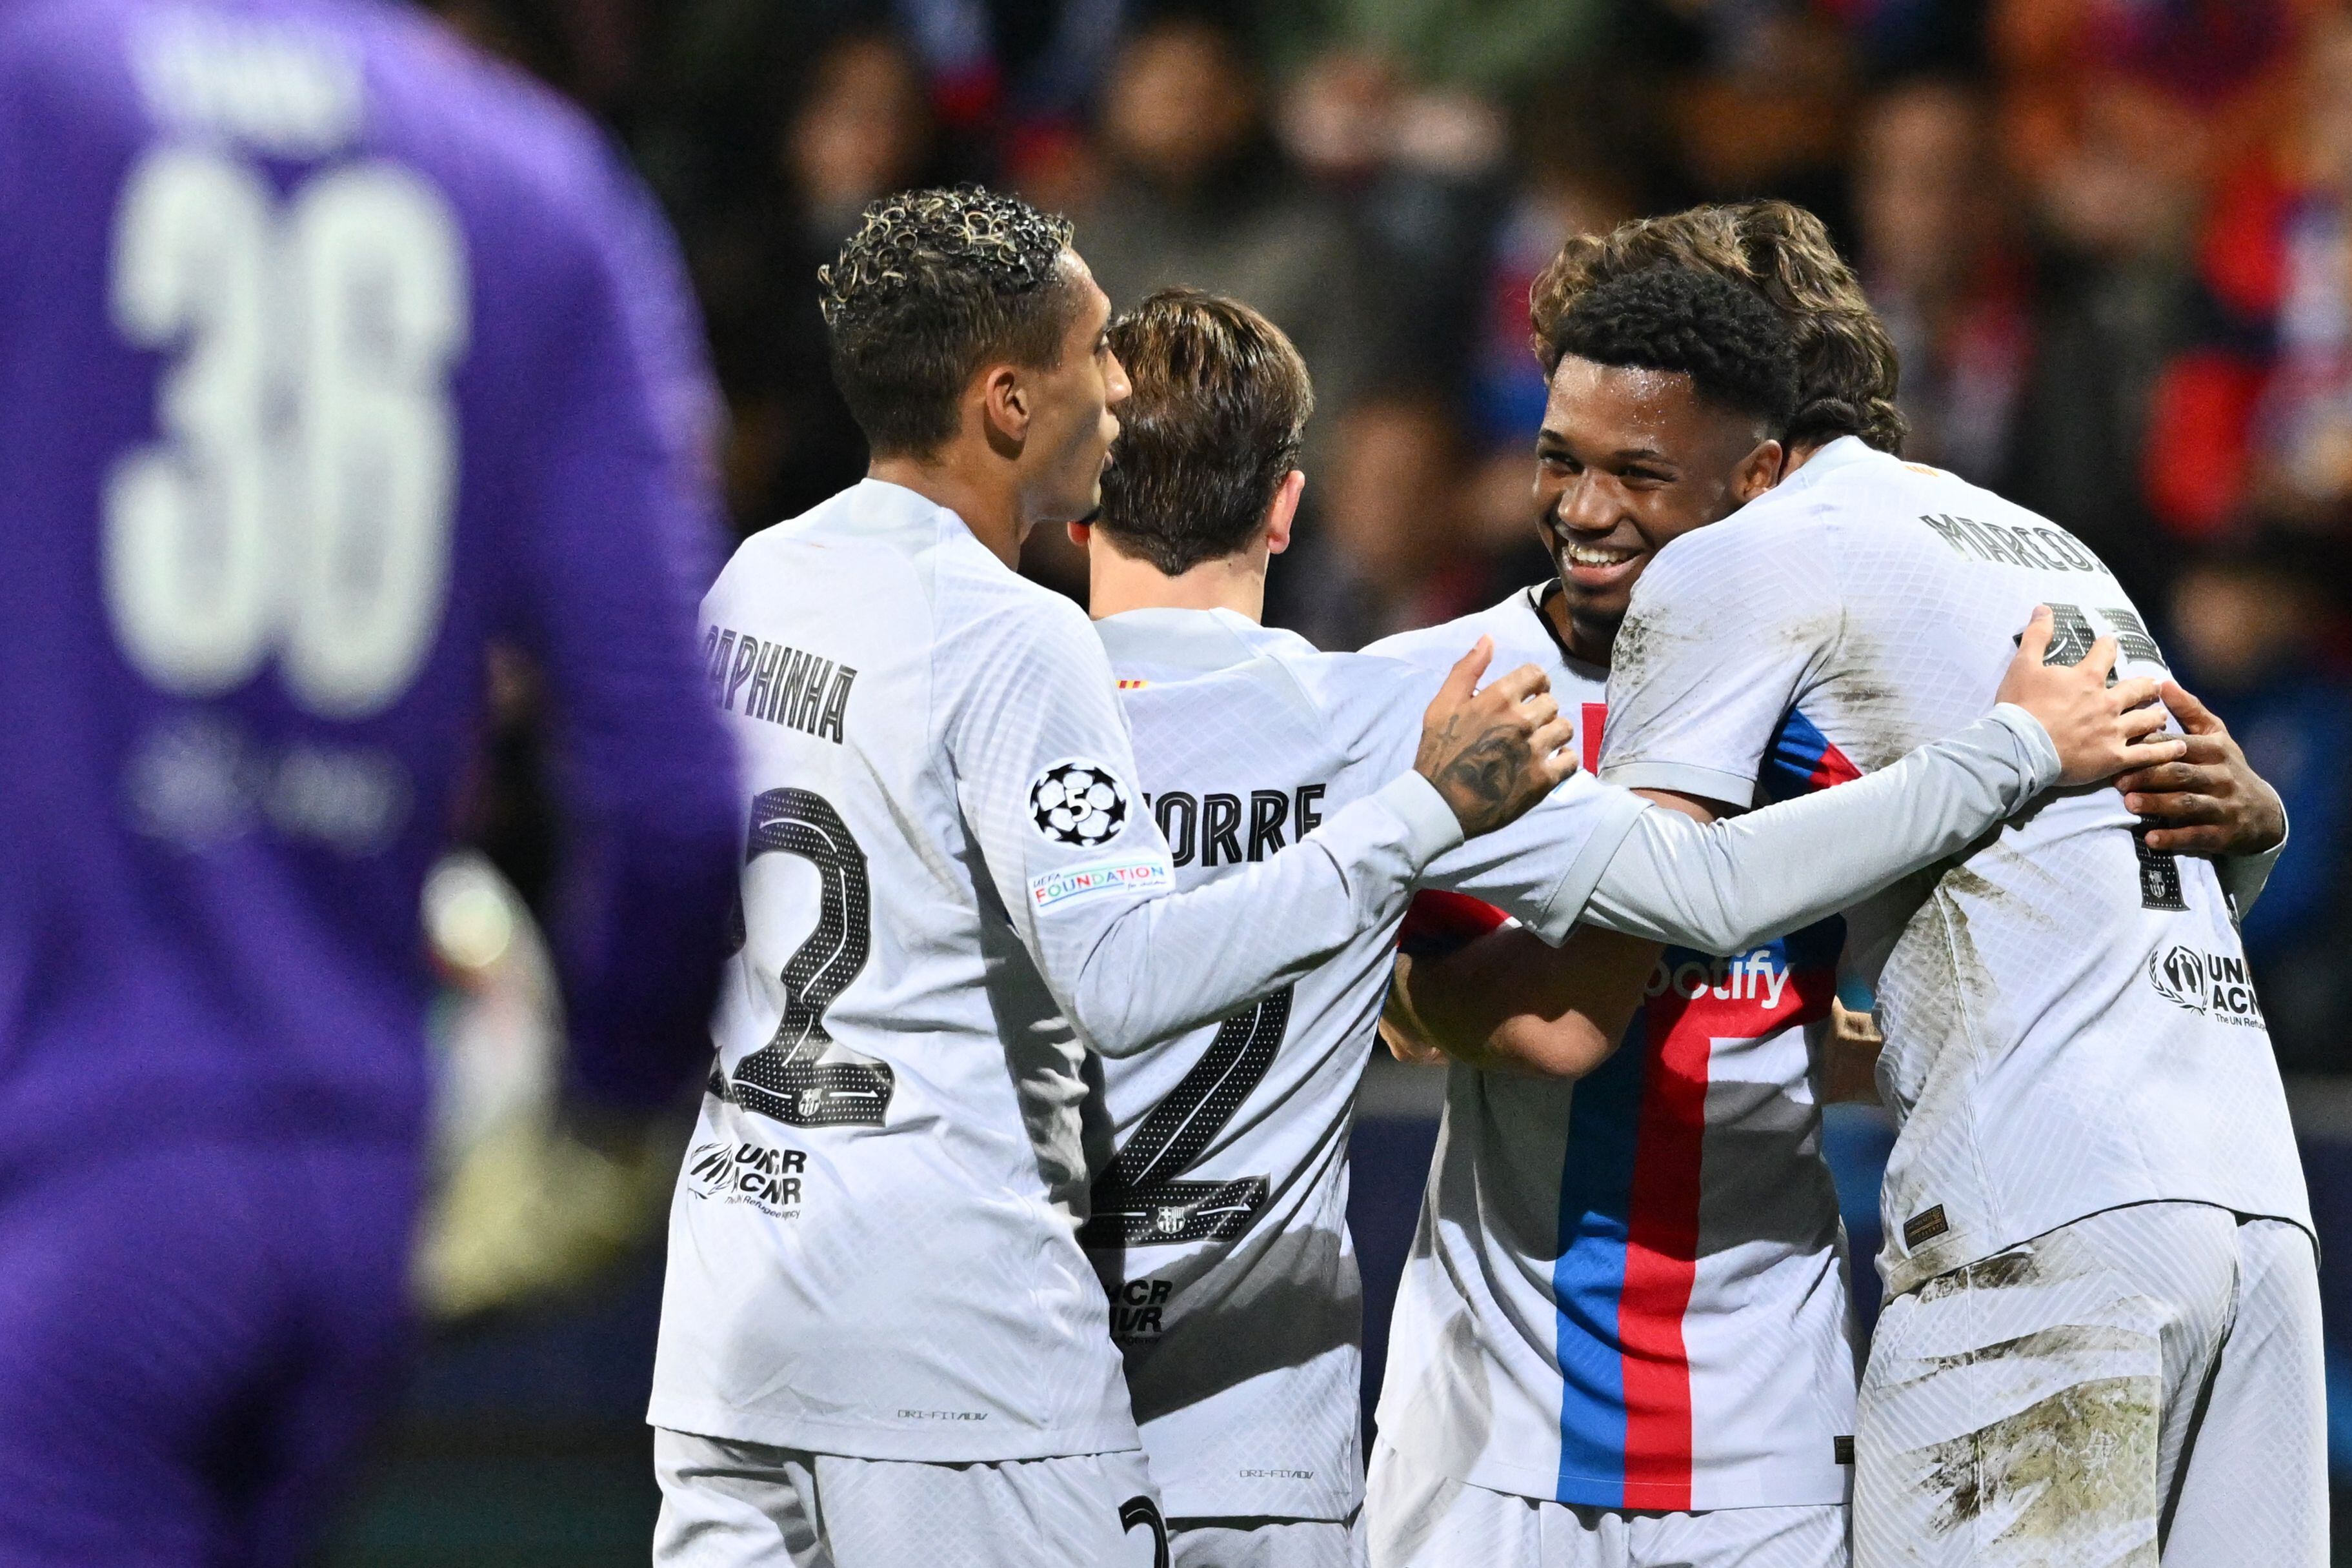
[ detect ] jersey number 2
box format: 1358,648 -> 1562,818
105,144 -> 467,717
1081,987 -> 1290,1247
710,788 -> 896,1126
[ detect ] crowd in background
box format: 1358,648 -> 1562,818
430,0 -> 2352,1070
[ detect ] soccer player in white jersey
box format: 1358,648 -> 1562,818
1362,261 -> 1911,1568
644,186 -> 1604,1568
1414,202 -> 2313,1567
1074,285 -> 2193,1568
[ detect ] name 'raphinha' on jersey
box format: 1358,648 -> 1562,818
704,624 -> 856,743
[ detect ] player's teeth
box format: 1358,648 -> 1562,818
1566,545 -> 1635,566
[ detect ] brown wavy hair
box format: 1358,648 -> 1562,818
1096,288 -> 1314,576
1529,201 -> 1907,455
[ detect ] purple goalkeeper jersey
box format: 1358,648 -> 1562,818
0,0 -> 740,1163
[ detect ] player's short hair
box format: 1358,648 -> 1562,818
818,186 -> 1080,457
1531,201 -> 1908,454
1095,287 -> 1314,576
1547,263 -> 1800,433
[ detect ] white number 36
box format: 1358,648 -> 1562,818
106,144 -> 468,718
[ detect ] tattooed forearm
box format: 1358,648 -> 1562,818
1413,647 -> 1573,838
1432,730 -> 1536,834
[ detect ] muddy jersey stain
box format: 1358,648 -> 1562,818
1919,1322 -> 2147,1375
1918,1374 -> 2160,1549
1916,1244 -> 2041,1303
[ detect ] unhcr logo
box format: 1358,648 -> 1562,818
2147,945 -> 2266,1029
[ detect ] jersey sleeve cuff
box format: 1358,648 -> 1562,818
2216,812 -> 2287,923
1372,771 -> 1467,867
1984,703 -> 2062,792
1595,759 -> 1757,807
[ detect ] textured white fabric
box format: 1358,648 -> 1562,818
1852,1201 -> 2323,1568
1092,608 -> 1647,1521
1365,589 -> 1858,1512
1365,1442 -> 1847,1568
652,1428 -> 1165,1567
1578,701 -> 2057,952
1596,439 -> 2311,1296
2161,1214 -> 2327,1566
1091,605 -> 2053,1521
650,481 -> 1465,1461
1169,1512 -> 1365,1568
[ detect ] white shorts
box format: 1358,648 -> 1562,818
1854,1201 -> 2324,1568
652,1428 -> 1167,1568
1363,1442 -> 1846,1568
1169,1511 -> 1364,1568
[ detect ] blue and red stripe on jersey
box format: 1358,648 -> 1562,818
1548,922 -> 1841,1507
1547,703 -> 1852,1508
1762,707 -> 1862,799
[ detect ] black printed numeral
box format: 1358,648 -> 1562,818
1080,988 -> 1291,1247
2032,603 -> 2169,674
2035,605 -> 2187,912
2134,829 -> 2188,912
2040,603 -> 2101,669
709,787 -> 896,1125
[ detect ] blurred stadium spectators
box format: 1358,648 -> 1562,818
432,0 -> 2349,1067
343,1 -> 2352,1560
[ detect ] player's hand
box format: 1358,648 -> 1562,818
1381,954 -> 1452,1065
1995,606 -> 2185,787
1822,998 -> 1884,1105
2115,679 -> 2287,857
1415,637 -> 1577,836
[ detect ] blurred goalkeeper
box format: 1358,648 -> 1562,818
0,1 -> 740,1564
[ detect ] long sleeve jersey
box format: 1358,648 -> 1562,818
1598,437 -> 2309,1298
1089,601 -> 2062,1518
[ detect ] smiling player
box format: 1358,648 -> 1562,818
643,188 -> 1602,1568
1385,203 -> 2310,1568
1363,260 -> 1893,1568
1578,216 -> 2318,1568
1073,283 -> 2188,1568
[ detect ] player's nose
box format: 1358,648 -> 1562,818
1553,474 -> 1619,536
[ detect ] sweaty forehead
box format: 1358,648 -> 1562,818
1542,356 -> 1753,461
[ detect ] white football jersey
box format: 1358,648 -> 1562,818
1090,608 -> 1650,1521
648,481 -> 1474,1462
1365,587 -> 1859,1513
1599,437 -> 2313,1298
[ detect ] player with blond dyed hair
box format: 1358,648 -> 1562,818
644,186 -> 1593,1568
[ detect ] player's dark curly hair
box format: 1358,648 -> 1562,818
1096,288 -> 1314,576
1548,263 -> 1800,432
818,186 -> 1080,457
1531,201 -> 1908,454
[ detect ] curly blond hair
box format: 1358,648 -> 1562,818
1529,201 -> 1907,455
818,186 -> 1078,456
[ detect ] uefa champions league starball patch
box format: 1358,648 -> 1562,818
1027,759 -> 1131,847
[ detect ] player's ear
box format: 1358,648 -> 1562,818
1263,469 -> 1305,556
978,362 -> 1029,452
1067,519 -> 1092,549
1732,437 -> 1785,505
